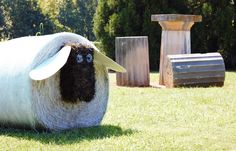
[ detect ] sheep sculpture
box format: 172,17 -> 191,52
0,32 -> 126,131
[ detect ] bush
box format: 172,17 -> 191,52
1,0 -> 54,38
94,0 -> 235,70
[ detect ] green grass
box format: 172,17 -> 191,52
1,72 -> 236,150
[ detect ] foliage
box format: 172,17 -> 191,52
0,0 -> 235,68
38,0 -> 65,32
1,72 -> 236,150
93,0 -> 191,69
93,0 -> 143,61
94,0 -> 236,70
0,0 -> 97,40
1,0 -> 54,38
0,7 -> 4,39
38,0 -> 98,40
0,0 -> 8,40
188,0 -> 235,68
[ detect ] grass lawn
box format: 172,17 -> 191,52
1,72 -> 236,150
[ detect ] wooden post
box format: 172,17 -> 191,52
151,14 -> 202,86
115,36 -> 150,87
165,53 -> 225,88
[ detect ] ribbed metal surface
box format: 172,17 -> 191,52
165,53 -> 225,88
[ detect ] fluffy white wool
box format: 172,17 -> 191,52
0,32 -> 109,131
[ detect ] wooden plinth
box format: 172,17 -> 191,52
151,14 -> 202,85
151,14 -> 202,23
115,36 -> 150,87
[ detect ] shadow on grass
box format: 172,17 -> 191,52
0,125 -> 135,144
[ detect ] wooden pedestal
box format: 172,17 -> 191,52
115,36 -> 150,87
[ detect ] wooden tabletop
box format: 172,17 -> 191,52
151,14 -> 202,22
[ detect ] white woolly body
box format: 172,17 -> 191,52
0,32 -> 108,131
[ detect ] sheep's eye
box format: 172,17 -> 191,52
88,48 -> 93,52
86,54 -> 93,63
76,54 -> 83,63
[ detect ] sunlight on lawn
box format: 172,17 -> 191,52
1,72 -> 236,150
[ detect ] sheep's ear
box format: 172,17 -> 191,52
29,46 -> 71,80
94,50 -> 126,72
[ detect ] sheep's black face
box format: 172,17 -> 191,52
60,44 -> 95,103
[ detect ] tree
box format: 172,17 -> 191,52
188,0 -> 234,68
94,0 -> 190,70
2,0 -> 53,38
81,0 -> 98,40
38,0 -> 64,32
0,3 -> 4,26
0,0 -> 9,40
58,0 -> 97,40
58,0 -> 79,33
94,0 -> 142,61
231,0 -> 236,68
0,2 -> 5,39
94,0 -> 235,70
